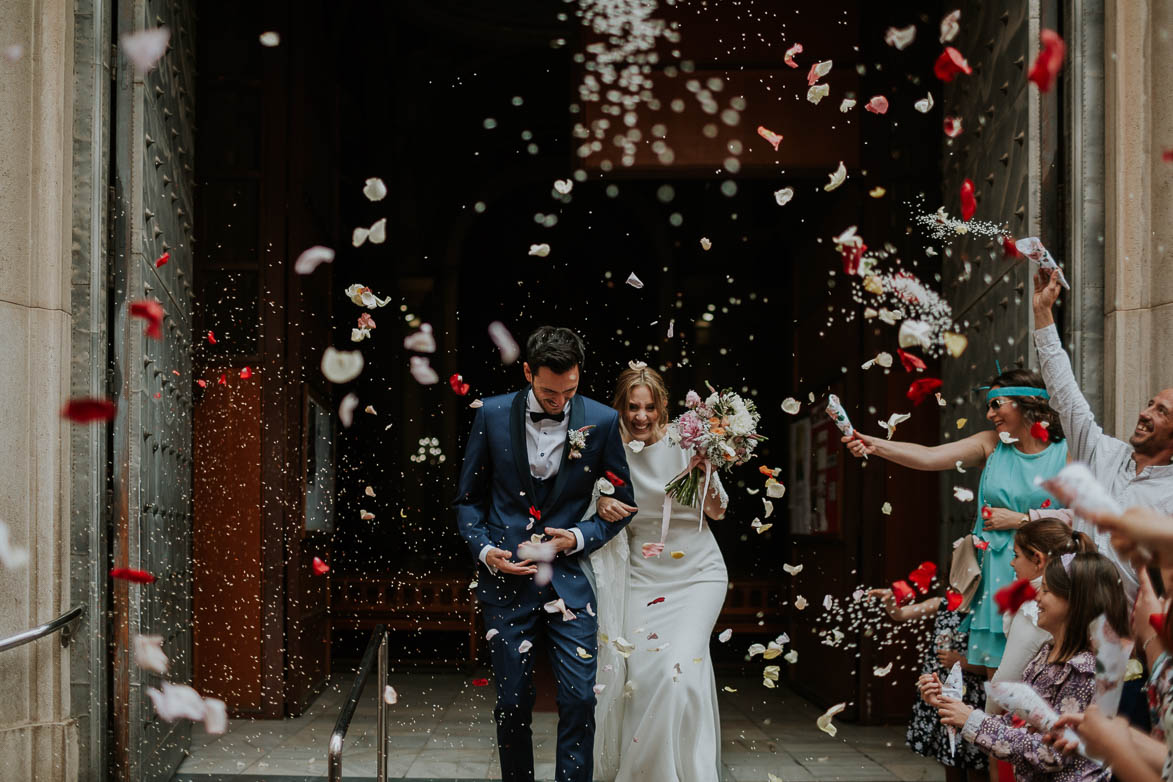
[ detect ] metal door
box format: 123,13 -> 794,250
938,0 -> 1064,547
109,0 -> 197,778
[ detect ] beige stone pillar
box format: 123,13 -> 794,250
1104,0 -> 1173,433
0,0 -> 80,779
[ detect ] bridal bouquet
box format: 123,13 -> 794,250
665,383 -> 766,509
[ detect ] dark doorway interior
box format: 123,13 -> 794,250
193,0 -> 944,723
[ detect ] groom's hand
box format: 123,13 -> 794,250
543,527 -> 578,555
485,548 -> 538,576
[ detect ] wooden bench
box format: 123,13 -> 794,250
332,574 -> 481,666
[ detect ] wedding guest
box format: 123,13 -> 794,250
845,368 -> 1067,674
922,551 -> 1129,782
869,583 -> 989,782
1032,267 -> 1173,599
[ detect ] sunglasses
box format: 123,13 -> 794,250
987,398 -> 1017,411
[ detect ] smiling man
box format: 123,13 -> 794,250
1032,267 -> 1173,597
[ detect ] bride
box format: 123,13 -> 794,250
589,365 -> 729,781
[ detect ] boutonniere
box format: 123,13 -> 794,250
567,425 -> 596,459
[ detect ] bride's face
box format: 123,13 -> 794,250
624,385 -> 660,442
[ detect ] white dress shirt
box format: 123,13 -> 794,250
479,389 -> 584,569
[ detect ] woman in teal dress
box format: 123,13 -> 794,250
843,368 -> 1067,673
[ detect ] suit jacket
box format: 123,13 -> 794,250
454,389 -> 635,607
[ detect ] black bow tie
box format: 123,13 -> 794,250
530,410 -> 565,424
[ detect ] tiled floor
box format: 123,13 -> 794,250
175,671 -> 944,781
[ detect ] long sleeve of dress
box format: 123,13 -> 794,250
1033,324 -> 1115,463
963,658 -> 1097,776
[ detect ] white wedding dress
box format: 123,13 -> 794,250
591,436 -> 728,782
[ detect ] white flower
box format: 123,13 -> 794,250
728,410 -> 755,436
363,178 -> 387,201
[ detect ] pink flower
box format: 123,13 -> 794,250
675,411 -> 706,449
685,390 -> 702,408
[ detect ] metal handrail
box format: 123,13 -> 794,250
0,604 -> 86,653
328,624 -> 389,782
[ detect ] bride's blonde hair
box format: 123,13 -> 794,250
611,366 -> 669,441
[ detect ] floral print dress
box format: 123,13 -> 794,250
906,598 -> 988,769
960,644 -> 1109,782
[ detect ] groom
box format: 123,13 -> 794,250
454,326 -> 636,782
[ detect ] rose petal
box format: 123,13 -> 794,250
960,178 -> 976,221
110,568 -> 155,584
839,98 -> 856,112
885,25 -> 916,50
133,635 -> 170,674
528,243 -> 551,257
783,42 -> 803,67
781,397 -> 801,415
625,272 -> 644,289
756,125 -> 783,151
718,628 -> 732,642
488,321 -> 520,364
129,300 -> 164,339
294,245 -> 335,275
339,393 -> 358,428
410,356 -> 439,385
62,398 -> 117,423
824,161 -> 847,191
817,703 -> 847,737
1028,29 -> 1065,92
940,9 -> 961,42
774,187 -> 794,206
312,556 -> 330,575
321,347 -> 364,384
944,115 -> 963,138
914,93 -> 934,113
700,237 -> 712,250
954,487 -> 975,502
807,59 -> 832,86
259,31 -> 281,47
519,640 -> 533,654
363,177 -> 387,202
121,27 -> 170,72
934,47 -> 972,82
368,218 -> 387,244
865,95 -> 889,114
554,179 -> 574,194
806,83 -> 830,105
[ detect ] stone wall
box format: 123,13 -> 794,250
0,0 -> 80,778
1104,0 -> 1173,431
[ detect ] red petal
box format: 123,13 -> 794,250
312,556 -> 330,575
974,539 -> 990,550
908,561 -> 937,593
196,379 -> 208,388
604,470 -> 626,487
110,567 -> 156,584
62,397 -> 116,422
129,300 -> 164,339
1163,149 -> 1173,163
1030,421 -> 1050,442
933,47 -> 972,82
907,377 -> 943,405
756,125 -> 783,151
896,348 -> 926,372
529,505 -> 541,521
207,331 -> 217,344
1002,234 -> 1021,257
891,580 -> 916,605
864,96 -> 889,115
472,678 -> 490,687
960,179 -> 976,221
240,366 -> 253,379
943,115 -> 963,138
945,589 -> 963,611
1041,499 -> 1052,509
1150,613 -> 1167,635
842,242 -> 867,275
994,578 -> 1037,614
154,251 -> 170,268
1028,29 -> 1066,92
647,596 -> 666,606
218,374 -> 227,385
449,374 -> 471,396
981,505 -> 993,520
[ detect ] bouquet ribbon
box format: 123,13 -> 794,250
659,454 -> 713,545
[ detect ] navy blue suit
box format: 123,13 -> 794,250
454,389 -> 635,782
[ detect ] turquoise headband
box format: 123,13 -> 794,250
986,386 -> 1050,402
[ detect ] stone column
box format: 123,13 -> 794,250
1104,0 -> 1173,431
0,0 -> 80,779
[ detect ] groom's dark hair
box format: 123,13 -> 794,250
526,326 -> 586,373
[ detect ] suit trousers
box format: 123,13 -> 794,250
483,577 -> 598,782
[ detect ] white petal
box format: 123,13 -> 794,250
625,272 -> 644,289
914,93 -> 934,113
352,227 -> 369,247
383,685 -> 398,705
519,640 -> 533,654
403,323 -> 437,353
528,243 -> 551,257
339,393 -> 359,428
783,563 -> 803,576
700,237 -> 712,250
824,161 -> 847,191
3,44 -> 24,62
554,179 -> 574,194
806,83 -> 830,104
794,595 -> 808,610
294,245 -> 335,275
763,499 -> 774,518
809,59 -> 833,82
133,635 -> 169,675
409,356 -> 440,385
595,477 -> 615,496
881,501 -> 893,515
0,520 -> 29,569
766,480 -> 786,499
940,9 -> 961,43
781,397 -> 801,415
718,628 -> 733,643
258,31 -> 281,47
488,321 -> 520,364
956,460 -> 967,473
627,440 -> 645,453
784,649 -> 798,663
748,643 -> 766,657
486,628 -> 499,640
470,399 -> 484,409
368,218 -> 387,244
884,25 -> 916,50
321,347 -> 364,384
999,431 -> 1020,444
898,319 -> 933,349
839,98 -> 856,112
121,27 -> 170,73
817,702 -> 847,736
593,683 -> 606,694
363,177 -> 387,202
953,487 -> 974,502
203,698 -> 228,735
823,594 -> 834,610
774,187 -> 794,206
876,352 -> 894,368
147,682 -> 207,723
